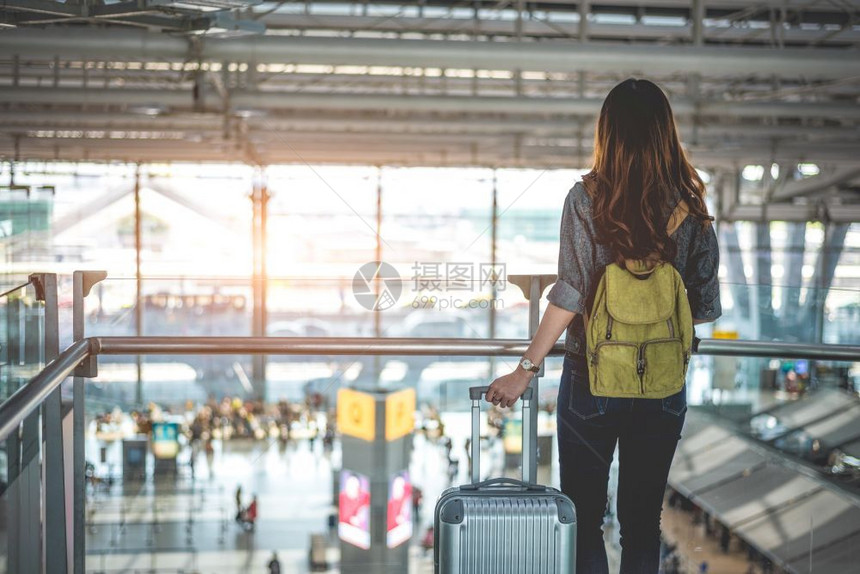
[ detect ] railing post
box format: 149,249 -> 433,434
4,286 -> 23,574
488,171 -> 499,377
4,415 -> 21,574
31,273 -> 69,574
72,270 -> 106,574
134,164 -> 143,407
72,271 -> 85,574
508,274 -> 556,482
20,322 -> 41,574
6,278 -> 45,574
250,174 -> 269,399
20,411 -> 40,574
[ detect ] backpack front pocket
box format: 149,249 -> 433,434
590,342 -> 641,397
641,338 -> 686,397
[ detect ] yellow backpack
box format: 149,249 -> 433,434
586,201 -> 694,399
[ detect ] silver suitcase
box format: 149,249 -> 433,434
434,386 -> 577,574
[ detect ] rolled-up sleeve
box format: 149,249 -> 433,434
547,188 -> 595,315
685,222 -> 722,321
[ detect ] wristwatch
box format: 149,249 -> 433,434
519,357 -> 540,373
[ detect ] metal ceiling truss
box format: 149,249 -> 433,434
0,1 -> 858,216
0,0 -> 263,33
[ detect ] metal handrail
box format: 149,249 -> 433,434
92,336 -> 538,356
1,335 -> 859,442
695,338 -> 860,361
92,335 -> 860,361
0,339 -> 90,440
0,279 -> 32,299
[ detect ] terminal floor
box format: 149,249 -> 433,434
86,434 -> 473,573
85,418 -> 767,574
86,431 -> 613,573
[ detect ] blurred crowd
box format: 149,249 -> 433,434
186,394 -> 335,449
91,393 -> 336,451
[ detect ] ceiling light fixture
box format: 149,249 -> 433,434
233,107 -> 267,119
128,104 -> 169,116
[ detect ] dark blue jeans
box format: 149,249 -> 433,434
557,354 -> 686,574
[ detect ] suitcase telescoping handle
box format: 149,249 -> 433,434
468,385 -> 534,485
459,477 -> 546,492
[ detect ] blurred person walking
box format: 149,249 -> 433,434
412,485 -> 423,522
245,495 -> 258,531
235,485 -> 243,520
421,525 -> 434,557
486,78 -> 721,573
204,437 -> 215,477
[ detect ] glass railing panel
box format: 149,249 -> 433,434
81,343 -> 860,573
0,281 -> 44,405
72,276 -> 860,345
267,276 -> 380,338
0,347 -> 52,574
0,410 -> 45,574
1,330 -> 854,573
80,350 -> 566,572
1,269 -> 856,572
78,272 -> 514,342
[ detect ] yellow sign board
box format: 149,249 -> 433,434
385,388 -> 416,442
337,388 -> 376,441
712,330 -> 739,340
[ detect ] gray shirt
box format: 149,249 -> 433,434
546,181 -> 722,355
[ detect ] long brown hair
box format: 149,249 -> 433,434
583,78 -> 712,264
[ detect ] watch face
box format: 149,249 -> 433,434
521,358 -> 534,370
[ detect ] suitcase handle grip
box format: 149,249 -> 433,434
460,477 -> 545,492
468,386 -> 533,402
468,385 -> 534,484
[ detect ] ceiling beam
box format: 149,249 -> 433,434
1,29 -> 859,79
258,13 -> 860,46
772,166 -> 860,201
2,111 -> 858,142
3,133 -> 859,167
4,87 -> 860,121
335,0 -> 859,12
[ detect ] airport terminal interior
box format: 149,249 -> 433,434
1,1 -> 860,573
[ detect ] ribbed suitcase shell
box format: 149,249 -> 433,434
434,484 -> 576,574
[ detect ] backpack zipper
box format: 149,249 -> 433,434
666,319 -> 674,338
593,341 -> 638,352
638,338 -> 685,394
606,317 -> 614,340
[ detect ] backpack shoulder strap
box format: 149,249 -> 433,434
666,198 -> 690,237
